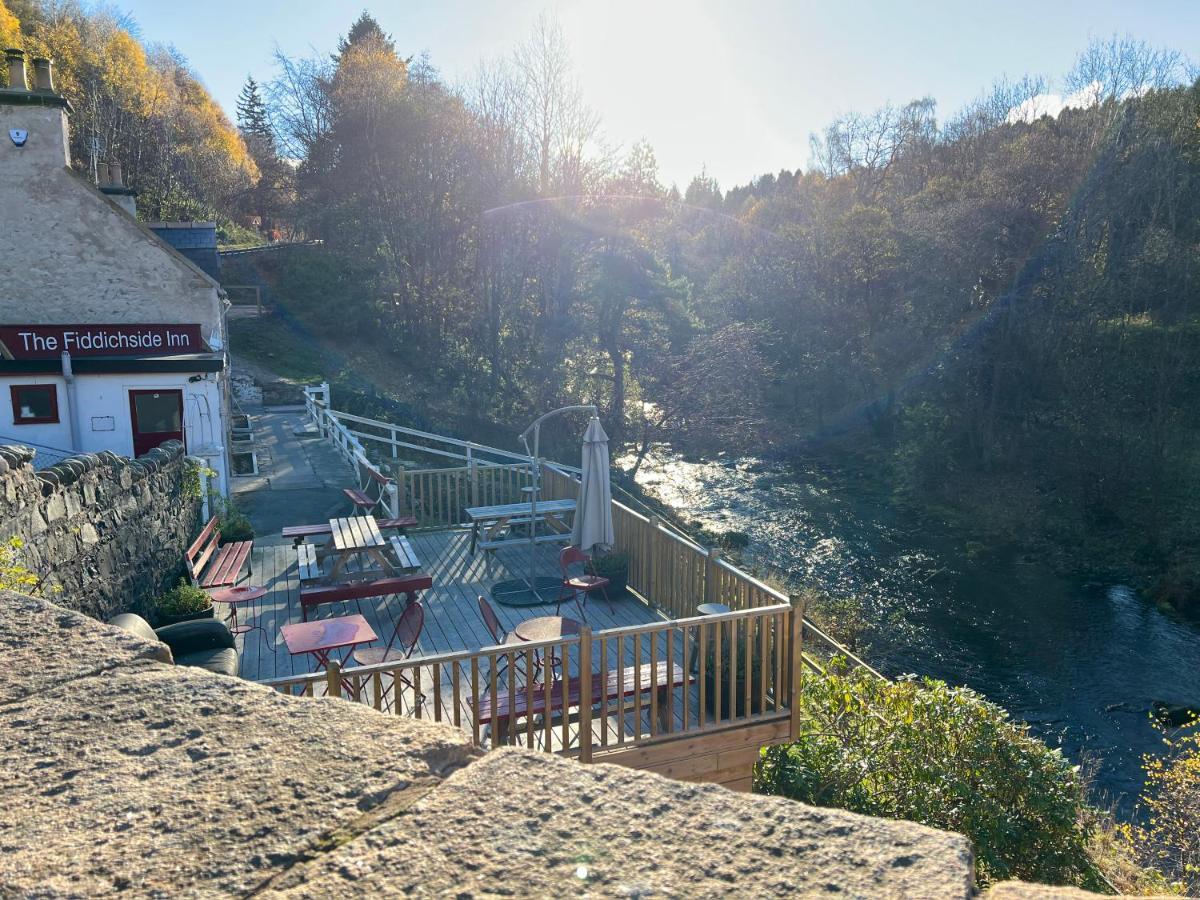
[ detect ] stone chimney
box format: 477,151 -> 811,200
99,157 -> 138,217
5,48 -> 26,91
31,57 -> 54,92
1,48 -> 71,175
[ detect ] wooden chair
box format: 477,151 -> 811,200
353,601 -> 425,712
477,595 -> 527,681
557,546 -> 612,621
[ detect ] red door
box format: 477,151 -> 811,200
129,389 -> 184,456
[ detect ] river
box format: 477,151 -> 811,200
625,449 -> 1200,806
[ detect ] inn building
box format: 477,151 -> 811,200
0,50 -> 231,494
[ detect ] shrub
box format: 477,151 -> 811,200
155,579 -> 212,618
215,498 -> 255,543
754,664 -> 1101,889
1128,715 -> 1200,893
0,536 -> 42,595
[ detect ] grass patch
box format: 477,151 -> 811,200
228,317 -> 326,383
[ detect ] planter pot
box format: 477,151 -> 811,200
603,572 -> 628,598
157,603 -> 214,627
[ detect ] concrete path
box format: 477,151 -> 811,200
232,406 -> 352,546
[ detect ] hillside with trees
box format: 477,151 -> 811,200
1,0 -> 256,224
237,14 -> 1200,613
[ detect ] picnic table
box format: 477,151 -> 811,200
465,499 -> 577,555
280,613 -> 378,678
327,515 -> 395,581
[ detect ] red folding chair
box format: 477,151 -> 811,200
557,546 -> 613,621
477,595 -> 528,682
353,601 -> 424,710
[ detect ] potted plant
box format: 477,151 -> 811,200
155,578 -> 214,626
587,550 -> 629,597
703,622 -> 766,721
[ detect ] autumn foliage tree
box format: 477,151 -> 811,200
1,0 -> 256,222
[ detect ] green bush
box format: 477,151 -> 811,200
754,664 -> 1101,889
155,579 -> 212,618
215,498 -> 255,544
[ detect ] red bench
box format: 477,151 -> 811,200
299,574 -> 432,621
477,661 -> 691,743
185,516 -> 253,589
282,516 -> 417,545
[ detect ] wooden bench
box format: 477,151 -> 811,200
299,574 -> 433,621
296,542 -> 321,582
477,661 -> 691,743
185,516 -> 253,589
282,516 -> 417,546
389,535 -> 421,572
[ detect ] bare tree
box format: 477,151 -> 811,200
1066,35 -> 1188,102
512,13 -> 601,195
266,47 -> 333,160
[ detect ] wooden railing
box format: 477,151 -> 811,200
392,462 -> 534,530
262,603 -> 801,759
300,384 -> 883,680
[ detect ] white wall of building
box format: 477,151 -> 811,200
2,371 -> 229,495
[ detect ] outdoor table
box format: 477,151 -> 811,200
465,499 -> 577,555
208,584 -> 271,649
514,615 -> 582,642
327,515 -> 396,581
690,602 -> 732,672
280,614 -> 378,680
514,615 -> 581,682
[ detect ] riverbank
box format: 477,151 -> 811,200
623,446 -> 1200,808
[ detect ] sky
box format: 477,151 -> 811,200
119,0 -> 1199,189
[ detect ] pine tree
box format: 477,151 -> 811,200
337,11 -> 394,57
236,76 -> 271,141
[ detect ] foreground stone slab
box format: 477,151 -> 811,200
0,665 -> 478,897
0,589 -> 167,703
263,748 -> 975,899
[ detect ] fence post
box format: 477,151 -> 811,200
390,427 -> 398,460
326,660 -> 342,700
646,516 -> 659,604
787,593 -> 806,741
467,448 -> 477,507
395,466 -> 407,518
705,548 -> 722,606
578,625 -> 593,763
321,381 -> 330,409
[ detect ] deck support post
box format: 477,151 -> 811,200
578,625 -> 593,762
787,594 -> 806,741
326,659 -> 342,700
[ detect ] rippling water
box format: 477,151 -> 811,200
624,449 -> 1200,804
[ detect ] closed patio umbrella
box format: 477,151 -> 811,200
571,416 -> 615,554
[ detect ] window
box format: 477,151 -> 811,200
10,384 -> 59,425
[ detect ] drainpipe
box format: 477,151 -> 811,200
60,351 -> 81,452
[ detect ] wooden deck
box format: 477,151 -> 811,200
237,529 -> 669,682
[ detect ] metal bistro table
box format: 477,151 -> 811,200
514,615 -> 581,682
208,584 -> 273,651
280,614 -> 379,691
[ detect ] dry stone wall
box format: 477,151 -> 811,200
0,441 -> 197,620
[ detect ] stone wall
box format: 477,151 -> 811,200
0,442 -> 197,620
0,589 -> 981,898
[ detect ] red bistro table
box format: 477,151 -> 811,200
208,585 -> 271,650
280,614 -> 378,688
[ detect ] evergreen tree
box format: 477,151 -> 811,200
337,11 -> 394,57
236,76 -> 272,141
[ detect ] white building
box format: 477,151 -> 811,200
0,50 -> 231,495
